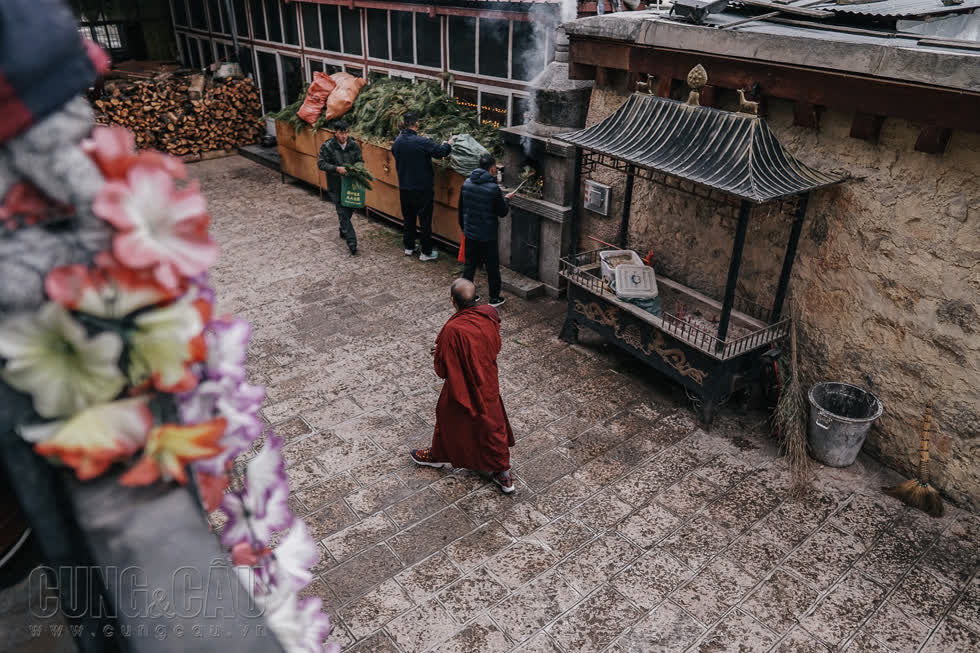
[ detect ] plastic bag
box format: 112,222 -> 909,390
448,134 -> 489,177
297,72 -> 336,125
323,72 -> 367,121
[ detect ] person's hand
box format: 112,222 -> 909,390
505,192 -> 515,200
337,166 -> 347,175
449,135 -> 457,144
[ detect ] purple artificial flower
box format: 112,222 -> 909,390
188,272 -> 216,305
220,435 -> 292,548
270,521 -> 317,594
205,318 -> 250,383
186,377 -> 265,476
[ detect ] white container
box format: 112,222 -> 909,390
599,249 -> 643,285
614,264 -> 659,299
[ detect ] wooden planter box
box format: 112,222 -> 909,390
277,120 -> 464,245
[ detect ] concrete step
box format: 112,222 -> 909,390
501,266 -> 546,300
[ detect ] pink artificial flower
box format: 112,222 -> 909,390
196,468 -> 230,513
46,254 -> 179,319
93,164 -> 216,290
84,39 -> 112,76
231,542 -> 270,567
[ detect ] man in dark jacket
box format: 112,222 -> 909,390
392,111 -> 452,261
459,154 -> 513,307
317,120 -> 363,255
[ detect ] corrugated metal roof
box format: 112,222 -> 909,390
824,0 -> 980,17
558,93 -> 846,203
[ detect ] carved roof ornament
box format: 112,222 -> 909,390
636,73 -> 655,95
686,64 -> 708,106
737,89 -> 760,116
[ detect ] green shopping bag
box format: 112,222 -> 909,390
341,176 -> 366,209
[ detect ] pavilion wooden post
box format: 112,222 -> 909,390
717,200 -> 752,351
770,192 -> 810,322
618,165 -> 635,247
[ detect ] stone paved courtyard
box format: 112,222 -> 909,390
199,156 -> 979,653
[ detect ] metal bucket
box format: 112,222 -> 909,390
807,382 -> 883,467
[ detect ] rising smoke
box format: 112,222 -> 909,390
518,0 -> 575,155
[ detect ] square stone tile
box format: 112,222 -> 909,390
341,579 -> 415,639
271,415 -> 312,442
514,632 -> 563,652
345,475 -> 414,517
516,450 -> 577,492
694,453 -> 760,490
617,502 -> 683,549
287,459 -> 330,492
604,410 -> 660,441
951,578 -> 980,631
303,396 -> 365,432
856,530 -> 925,586
799,572 -> 886,648
304,500 -> 359,541
548,586 -> 643,652
845,631 -> 893,652
612,548 -> 694,610
386,488 -> 449,528
920,616 -> 980,653
394,551 -> 461,602
563,425 -> 623,465
694,609 -> 777,653
754,499 -> 829,550
920,533 -> 980,589
429,472 -> 486,502
294,473 -> 359,513
395,458 -> 449,490
324,543 -> 404,605
546,413 -> 594,440
672,557 -> 757,626
830,493 -> 899,544
457,484 -> 525,522
702,480 -> 780,534
510,431 -> 562,468
725,527 -> 790,580
771,627 -> 831,653
388,506 -> 474,566
664,516 -> 735,570
431,614 -> 513,653
385,598 -> 459,652
490,571 -> 581,644
345,630 -> 400,653
437,566 -> 509,624
322,512 -> 398,562
282,431 -> 343,467
570,489 -> 634,531
571,454 -> 630,488
863,599 -> 935,652
559,534 -> 643,595
530,516 -> 595,559
534,476 -> 594,518
655,473 -> 722,519
784,524 -> 867,592
499,501 -> 552,538
350,453 -> 412,487
316,437 -> 384,474
741,569 -> 819,635
616,600 -> 704,653
444,521 -> 514,571
890,567 -> 958,626
485,539 -> 558,590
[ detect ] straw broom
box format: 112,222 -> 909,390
884,402 -> 944,517
772,299 -> 811,497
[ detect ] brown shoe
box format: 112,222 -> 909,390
492,470 -> 515,494
410,448 -> 450,469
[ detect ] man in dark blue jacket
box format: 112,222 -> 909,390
392,111 -> 452,261
460,154 -> 514,307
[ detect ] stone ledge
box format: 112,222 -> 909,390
501,266 -> 546,300
510,195 -> 573,224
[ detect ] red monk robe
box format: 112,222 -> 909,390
428,305 -> 514,472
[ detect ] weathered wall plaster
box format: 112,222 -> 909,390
581,85 -> 980,510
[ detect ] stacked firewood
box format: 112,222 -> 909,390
92,74 -> 263,156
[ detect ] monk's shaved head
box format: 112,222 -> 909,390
451,278 -> 477,310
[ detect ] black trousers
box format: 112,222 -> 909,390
335,201 -> 357,251
462,238 -> 501,300
400,189 -> 434,255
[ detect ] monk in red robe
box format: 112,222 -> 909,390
411,279 -> 515,493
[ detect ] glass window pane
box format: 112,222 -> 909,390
201,41 -> 214,67
187,37 -> 201,69
310,59 -> 323,75
321,6 -> 341,52
325,63 -> 342,75
282,2 -> 299,45
513,96 -> 531,126
481,92 -> 508,128
452,86 -> 478,114
448,17 -> 475,73
416,14 -> 440,69
257,50 -> 281,112
189,0 -> 208,29
281,55 -> 303,105
511,21 -> 544,82
390,11 -> 413,64
341,8 -> 362,56
366,9 -> 388,60
302,4 -> 320,49
248,0 -> 266,40
266,0 -> 283,42
173,0 -> 189,26
479,19 -> 508,79
368,70 -> 388,83
207,0 -> 224,32
233,0 -> 248,38
345,65 -> 363,78
240,45 -> 254,78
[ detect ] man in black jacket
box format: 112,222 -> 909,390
392,111 -> 452,261
460,154 -> 514,307
317,120 -> 362,255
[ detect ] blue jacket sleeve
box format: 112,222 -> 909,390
424,138 -> 452,159
494,186 -> 509,217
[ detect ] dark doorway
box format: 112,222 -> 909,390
510,206 -> 540,280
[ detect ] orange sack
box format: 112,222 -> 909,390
323,72 -> 367,122
297,72 -> 336,124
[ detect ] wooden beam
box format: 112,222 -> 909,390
793,101 -> 821,129
656,77 -> 673,98
849,112 -> 885,143
569,62 -> 596,81
914,126 -> 952,154
699,84 -> 718,108
576,43 -> 980,133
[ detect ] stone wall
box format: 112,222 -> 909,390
580,85 -> 980,510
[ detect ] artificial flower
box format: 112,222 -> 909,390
128,294 -> 207,392
231,541 -> 270,567
83,38 -> 111,76
0,303 -> 125,419
195,468 -> 230,513
83,126 -> 186,181
220,437 -> 292,548
270,521 -> 317,593
1,182 -> 73,230
120,418 -> 226,486
46,254 -> 178,319
92,163 -> 215,289
182,377 -> 264,476
265,593 -> 337,653
205,318 -> 251,383
20,397 -> 153,480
